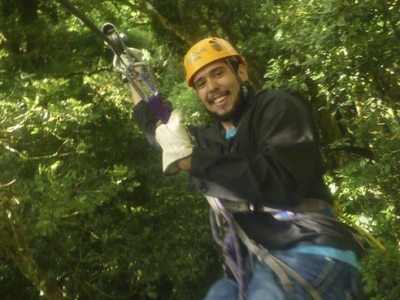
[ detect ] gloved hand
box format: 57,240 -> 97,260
113,47 -> 143,82
155,110 -> 194,174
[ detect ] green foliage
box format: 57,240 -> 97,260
0,2 -> 217,298
361,246 -> 400,300
1,0 -> 399,299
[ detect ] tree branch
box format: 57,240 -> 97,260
121,0 -> 189,45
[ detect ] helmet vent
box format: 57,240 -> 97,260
211,43 -> 222,51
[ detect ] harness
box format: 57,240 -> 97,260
206,196 -> 369,300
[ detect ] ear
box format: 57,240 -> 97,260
237,64 -> 249,82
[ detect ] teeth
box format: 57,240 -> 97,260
214,95 -> 226,104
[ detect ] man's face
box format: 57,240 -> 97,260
192,60 -> 248,122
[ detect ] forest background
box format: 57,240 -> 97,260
1,0 -> 399,299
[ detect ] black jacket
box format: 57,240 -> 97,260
187,88 -> 332,207
133,89 -> 365,253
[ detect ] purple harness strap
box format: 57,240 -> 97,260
209,199 -> 248,300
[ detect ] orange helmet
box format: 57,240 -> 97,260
184,37 -> 245,87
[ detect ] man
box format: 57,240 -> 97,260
129,37 -> 367,299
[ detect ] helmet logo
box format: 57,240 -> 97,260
186,48 -> 207,66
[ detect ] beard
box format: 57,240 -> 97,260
206,87 -> 248,122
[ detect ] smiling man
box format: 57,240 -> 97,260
131,37 -> 367,300
192,59 -> 248,127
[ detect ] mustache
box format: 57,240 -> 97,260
205,90 -> 247,122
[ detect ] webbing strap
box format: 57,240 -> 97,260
221,198 -> 334,217
206,196 -> 322,300
207,197 -> 247,300
233,221 -> 322,300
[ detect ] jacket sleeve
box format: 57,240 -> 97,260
132,100 -> 163,151
188,90 -> 330,207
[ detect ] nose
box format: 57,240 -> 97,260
206,77 -> 219,93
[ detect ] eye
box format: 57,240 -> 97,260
194,79 -> 206,90
214,69 -> 224,78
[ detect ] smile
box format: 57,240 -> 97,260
211,94 -> 228,105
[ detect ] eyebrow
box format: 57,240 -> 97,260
193,65 -> 226,87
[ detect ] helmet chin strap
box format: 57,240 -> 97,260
225,58 -> 247,98
241,85 -> 248,98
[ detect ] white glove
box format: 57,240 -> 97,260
155,110 -> 194,174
